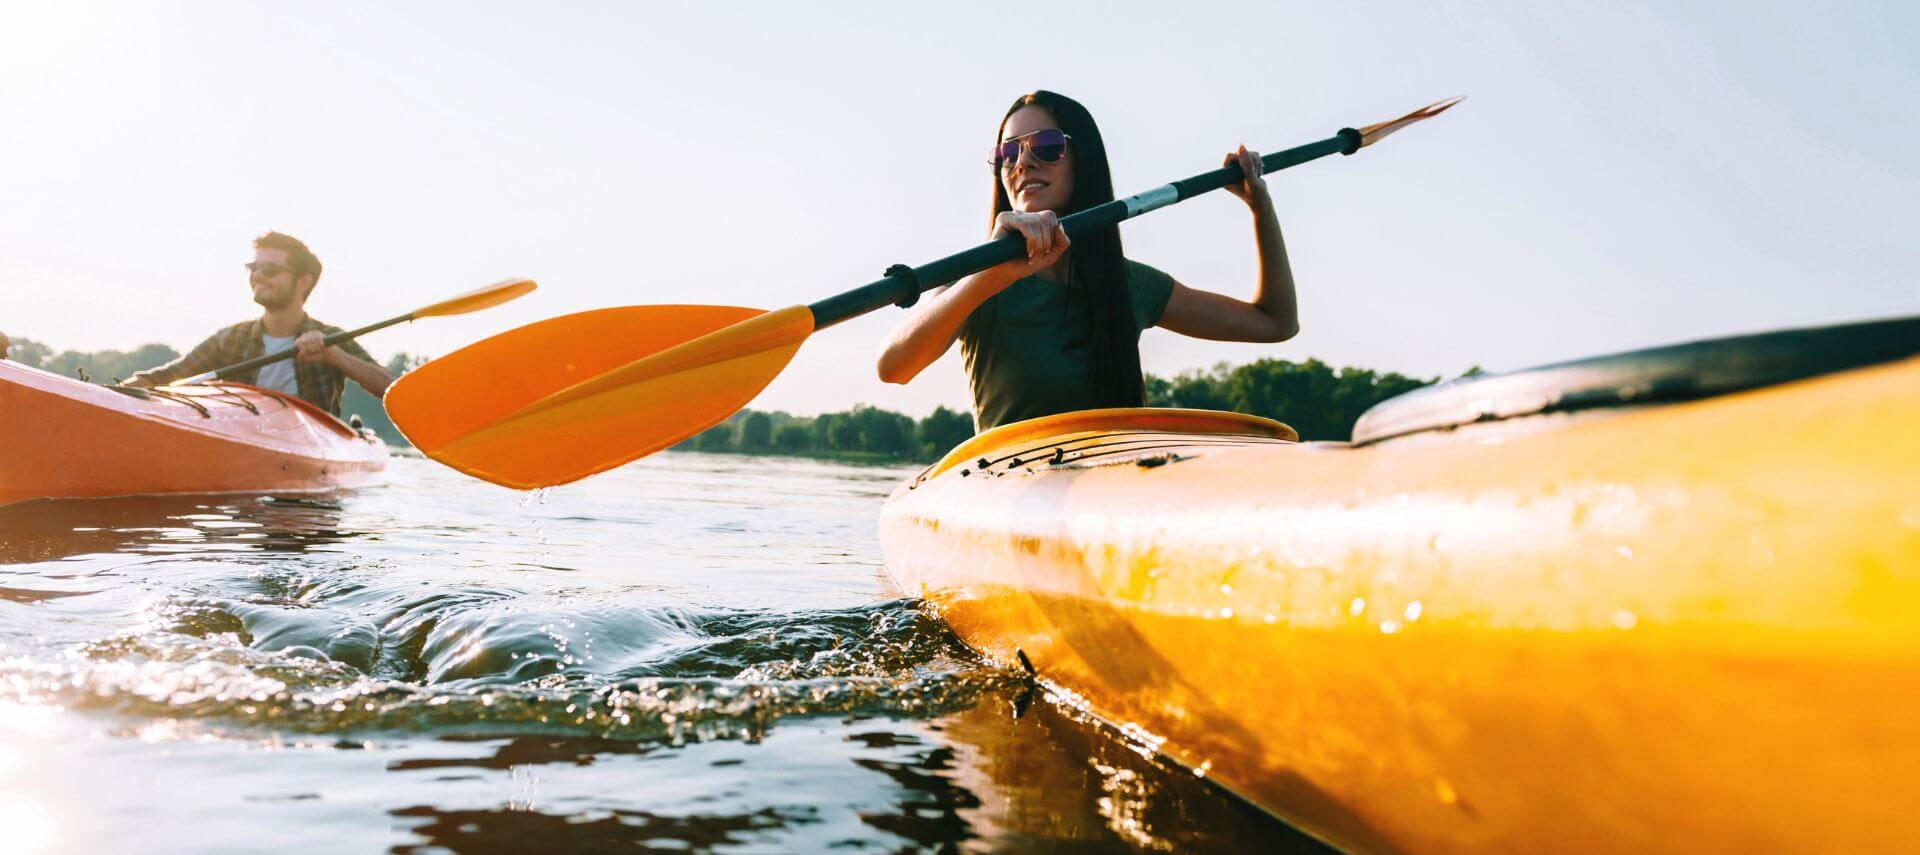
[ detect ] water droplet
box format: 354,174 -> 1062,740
1404,601 -> 1423,621
1349,597 -> 1367,617
1219,607 -> 1234,619
1380,621 -> 1400,635
1615,545 -> 1634,560
1612,609 -> 1638,630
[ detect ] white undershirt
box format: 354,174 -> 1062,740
256,333 -> 300,397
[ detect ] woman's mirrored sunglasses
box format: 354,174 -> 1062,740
990,128 -> 1071,170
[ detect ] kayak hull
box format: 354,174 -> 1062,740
879,357 -> 1920,853
2,361 -> 388,507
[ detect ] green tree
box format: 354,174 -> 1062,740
829,417 -> 860,452
1143,373 -> 1173,407
846,406 -> 912,456
916,406 -> 974,460
1168,364 -> 1232,410
696,422 -> 734,451
1232,359 -> 1334,437
774,423 -> 812,454
35,342 -> 180,383
740,411 -> 773,451
7,337 -> 54,368
812,413 -> 838,450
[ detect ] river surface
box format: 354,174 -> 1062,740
0,451 -> 1322,853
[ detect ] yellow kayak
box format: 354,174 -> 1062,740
879,318 -> 1920,853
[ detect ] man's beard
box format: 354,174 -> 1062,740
252,285 -> 292,310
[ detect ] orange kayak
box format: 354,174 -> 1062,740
1,360 -> 387,507
881,318 -> 1920,853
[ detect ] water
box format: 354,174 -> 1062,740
0,452 -> 1321,853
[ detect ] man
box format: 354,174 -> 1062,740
130,231 -> 392,416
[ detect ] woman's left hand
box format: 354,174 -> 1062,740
1223,145 -> 1269,207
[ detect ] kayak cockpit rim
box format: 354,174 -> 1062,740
918,408 -> 1296,482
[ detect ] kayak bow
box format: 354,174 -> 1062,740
880,317 -> 1920,853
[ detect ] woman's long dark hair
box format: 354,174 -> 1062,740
966,90 -> 1144,407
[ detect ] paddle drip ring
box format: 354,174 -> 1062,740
886,264 -> 921,308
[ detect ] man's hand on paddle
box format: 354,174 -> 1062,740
294,330 -> 336,364
297,330 -> 396,395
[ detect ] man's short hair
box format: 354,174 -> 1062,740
254,231 -> 322,285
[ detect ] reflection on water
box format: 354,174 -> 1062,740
0,453 -> 1323,852
0,493 -> 360,564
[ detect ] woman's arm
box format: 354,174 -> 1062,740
1156,146 -> 1300,343
875,279 -> 998,385
877,211 -> 1069,384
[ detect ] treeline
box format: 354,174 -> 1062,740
677,406 -> 974,464
9,337 -> 1442,461
6,337 -> 415,446
1144,358 -> 1440,443
684,358 -> 1441,463
4,339 -> 180,384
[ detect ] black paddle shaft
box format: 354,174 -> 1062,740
198,314 -> 414,382
806,128 -> 1362,330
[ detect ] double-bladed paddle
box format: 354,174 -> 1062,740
178,278 -> 539,385
384,98 -> 1463,490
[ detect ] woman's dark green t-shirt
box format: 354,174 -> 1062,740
960,260 -> 1176,431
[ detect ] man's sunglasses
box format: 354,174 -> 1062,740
990,128 -> 1071,170
245,261 -> 292,278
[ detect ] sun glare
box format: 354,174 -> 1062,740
0,703 -> 65,854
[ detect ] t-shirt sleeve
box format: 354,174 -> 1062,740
325,326 -> 377,366
1126,261 -> 1176,330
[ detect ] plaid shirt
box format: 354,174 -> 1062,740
132,316 -> 376,416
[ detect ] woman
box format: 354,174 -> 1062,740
877,90 -> 1301,431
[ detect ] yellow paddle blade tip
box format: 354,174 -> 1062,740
1357,96 -> 1465,148
416,278 -> 539,318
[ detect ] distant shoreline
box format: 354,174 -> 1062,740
671,446 -> 925,467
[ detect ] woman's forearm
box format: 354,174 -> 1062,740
876,271 -> 1014,384
1249,193 -> 1300,339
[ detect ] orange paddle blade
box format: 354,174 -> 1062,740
413,278 -> 538,318
385,304 -> 814,489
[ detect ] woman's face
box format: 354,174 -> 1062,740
998,105 -> 1074,214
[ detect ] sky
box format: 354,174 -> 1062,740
3,1 -> 1915,417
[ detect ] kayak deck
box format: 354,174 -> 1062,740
2,360 -> 388,507
880,357 -> 1920,853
